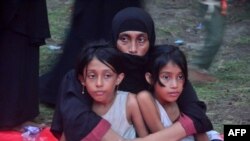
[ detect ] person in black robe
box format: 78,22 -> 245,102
0,0 -> 50,130
39,0 -> 142,105
51,7 -> 213,141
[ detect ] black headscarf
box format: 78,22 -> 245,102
112,7 -> 155,51
111,7 -> 155,93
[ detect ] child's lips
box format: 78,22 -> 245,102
168,92 -> 180,97
95,91 -> 105,95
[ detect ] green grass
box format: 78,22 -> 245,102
194,58 -> 250,133
39,47 -> 60,75
196,57 -> 250,99
39,0 -> 73,75
233,36 -> 250,45
156,26 -> 178,38
47,0 -> 72,43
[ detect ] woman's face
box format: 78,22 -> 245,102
116,31 -> 150,56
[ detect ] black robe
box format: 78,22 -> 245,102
0,0 -> 50,129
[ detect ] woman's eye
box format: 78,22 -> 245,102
138,37 -> 145,43
119,35 -> 129,42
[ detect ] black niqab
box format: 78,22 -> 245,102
112,7 -> 155,50
111,7 -> 155,93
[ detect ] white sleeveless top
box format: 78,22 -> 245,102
102,91 -> 136,139
155,100 -> 195,141
156,100 -> 222,141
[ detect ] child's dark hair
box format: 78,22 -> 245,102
147,44 -> 188,88
76,40 -> 124,77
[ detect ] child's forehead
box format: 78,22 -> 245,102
84,58 -> 115,72
160,61 -> 181,71
86,58 -> 107,67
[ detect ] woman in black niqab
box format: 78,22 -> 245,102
111,7 -> 155,93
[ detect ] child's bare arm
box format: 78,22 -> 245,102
127,93 -> 148,137
137,90 -> 164,132
101,128 -> 125,141
136,91 -> 188,140
132,122 -> 186,141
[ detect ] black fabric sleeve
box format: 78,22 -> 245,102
62,93 -> 103,141
177,80 -> 213,133
50,70 -> 103,141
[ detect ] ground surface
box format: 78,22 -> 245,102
39,0 -> 250,133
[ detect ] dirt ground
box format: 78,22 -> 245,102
144,0 -> 250,132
